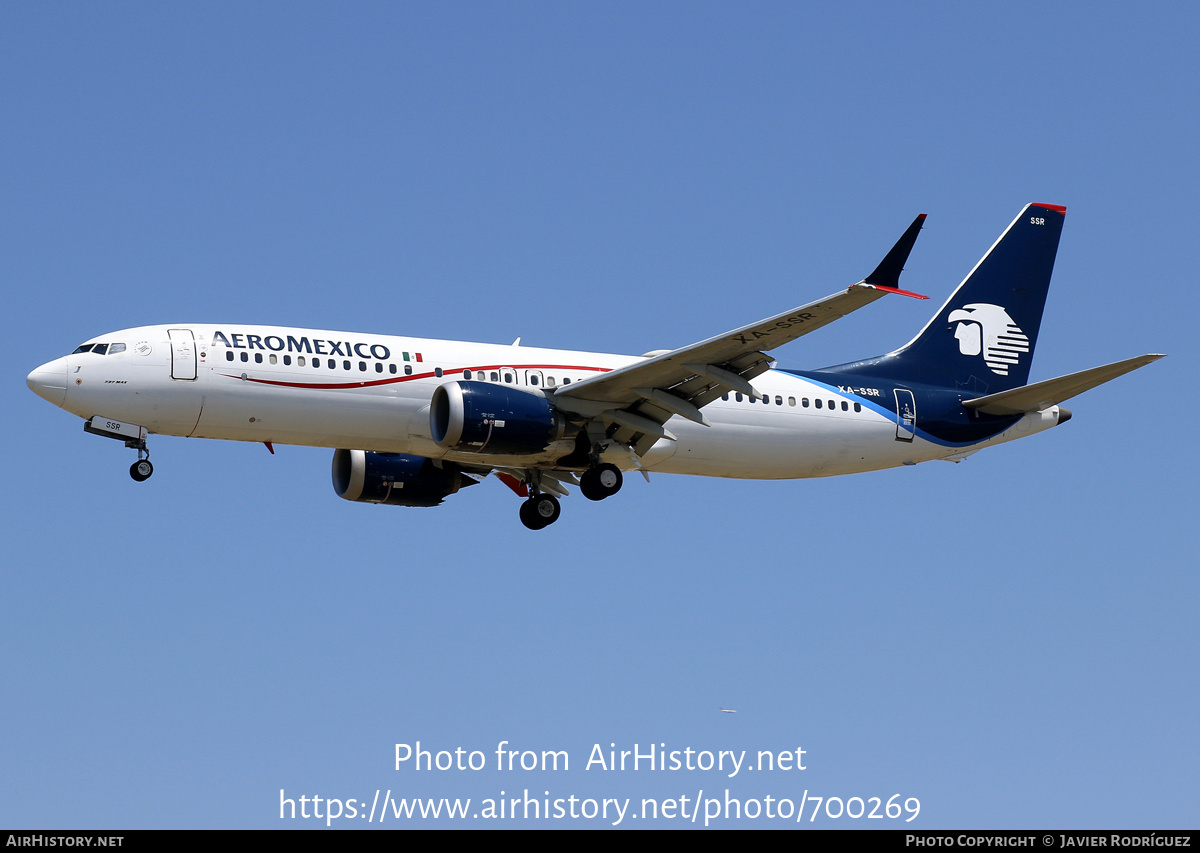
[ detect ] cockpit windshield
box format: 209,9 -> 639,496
71,342 -> 125,355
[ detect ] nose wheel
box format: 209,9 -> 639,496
127,439 -> 153,482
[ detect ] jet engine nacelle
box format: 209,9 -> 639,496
331,449 -> 474,507
430,381 -> 568,455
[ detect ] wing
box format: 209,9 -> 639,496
551,214 -> 929,455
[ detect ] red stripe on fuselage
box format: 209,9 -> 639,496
218,363 -> 611,390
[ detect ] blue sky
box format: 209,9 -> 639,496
3,3 -> 1196,828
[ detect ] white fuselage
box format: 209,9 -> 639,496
31,323 -> 1061,479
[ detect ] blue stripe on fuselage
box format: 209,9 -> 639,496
779,369 -> 1020,447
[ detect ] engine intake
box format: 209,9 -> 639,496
430,381 -> 567,455
331,449 -> 474,507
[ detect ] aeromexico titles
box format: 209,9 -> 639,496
27,204 -> 1162,529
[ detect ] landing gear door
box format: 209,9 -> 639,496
168,329 -> 197,380
894,389 -> 916,442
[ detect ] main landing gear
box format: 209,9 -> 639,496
579,462 -> 622,501
519,493 -> 561,530
516,461 -> 624,530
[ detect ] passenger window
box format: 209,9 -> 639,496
775,396 -> 782,405
829,400 -> 835,409
735,393 -> 743,402
389,364 -> 397,374
464,369 -> 472,380
435,368 -> 443,378
405,365 -> 413,375
283,355 -> 291,365
815,399 -> 822,409
802,398 -> 809,407
225,351 -> 234,362
853,402 -> 861,412
788,397 -> 796,406
547,377 -> 556,387
375,362 -> 382,373
298,356 -> 306,366
841,401 -> 848,411
240,352 -> 248,362
490,372 -> 498,381
343,360 -> 351,370
255,353 -> 263,363
562,378 -> 571,384
359,361 -> 367,371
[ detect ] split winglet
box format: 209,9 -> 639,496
862,213 -> 929,299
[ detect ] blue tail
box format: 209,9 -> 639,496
824,203 -> 1066,394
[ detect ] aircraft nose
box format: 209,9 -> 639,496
27,357 -> 69,407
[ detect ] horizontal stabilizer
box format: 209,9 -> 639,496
962,354 -> 1164,416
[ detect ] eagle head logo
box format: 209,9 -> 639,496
948,303 -> 1029,376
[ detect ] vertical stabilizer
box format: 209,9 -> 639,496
823,203 -> 1066,393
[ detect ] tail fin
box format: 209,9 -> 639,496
825,203 -> 1066,393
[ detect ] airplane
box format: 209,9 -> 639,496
26,203 -> 1162,530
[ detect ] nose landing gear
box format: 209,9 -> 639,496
83,417 -> 154,482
